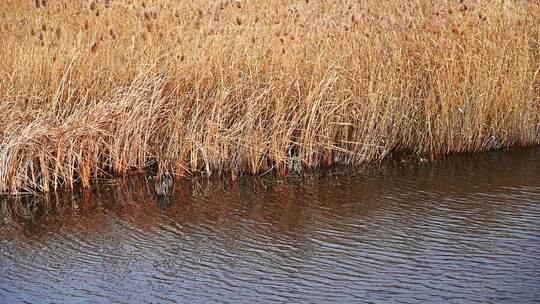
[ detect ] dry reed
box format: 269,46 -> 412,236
0,0 -> 539,194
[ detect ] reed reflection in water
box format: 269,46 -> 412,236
1,148 -> 539,303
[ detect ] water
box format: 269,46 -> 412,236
1,148 -> 539,303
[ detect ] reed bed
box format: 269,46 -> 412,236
0,0 -> 539,194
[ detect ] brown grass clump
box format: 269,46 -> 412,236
0,0 -> 539,194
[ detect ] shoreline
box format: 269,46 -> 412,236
1,145 -> 538,197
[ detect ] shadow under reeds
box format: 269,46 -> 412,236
1,146 -> 538,239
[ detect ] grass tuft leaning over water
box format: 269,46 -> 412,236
0,0 -> 539,193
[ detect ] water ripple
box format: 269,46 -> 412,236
1,148 -> 540,303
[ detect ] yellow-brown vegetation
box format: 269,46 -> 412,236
0,0 -> 539,193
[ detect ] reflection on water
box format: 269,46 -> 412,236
1,148 -> 539,303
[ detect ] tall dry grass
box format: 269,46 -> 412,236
0,0 -> 539,194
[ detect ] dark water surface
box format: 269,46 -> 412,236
1,148 -> 539,303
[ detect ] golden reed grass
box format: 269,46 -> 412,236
0,0 -> 538,194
